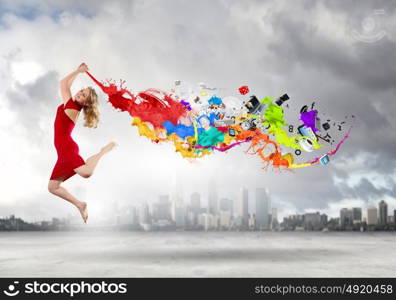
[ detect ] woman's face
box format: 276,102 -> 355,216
75,88 -> 90,106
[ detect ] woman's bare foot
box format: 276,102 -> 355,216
77,202 -> 88,223
101,141 -> 118,154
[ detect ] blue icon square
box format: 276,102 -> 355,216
320,154 -> 330,166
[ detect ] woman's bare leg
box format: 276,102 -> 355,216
48,179 -> 88,223
74,141 -> 117,178
48,142 -> 117,223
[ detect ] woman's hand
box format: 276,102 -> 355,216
77,63 -> 89,73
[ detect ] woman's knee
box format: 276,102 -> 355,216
74,166 -> 92,178
48,180 -> 60,194
80,172 -> 92,178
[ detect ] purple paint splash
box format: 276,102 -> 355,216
300,110 -> 318,132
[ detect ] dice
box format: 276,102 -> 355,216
238,85 -> 249,95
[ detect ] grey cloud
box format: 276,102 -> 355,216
5,70 -> 59,145
337,177 -> 396,202
265,5 -> 396,93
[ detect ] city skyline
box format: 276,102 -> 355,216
2,189 -> 395,232
2,182 -> 395,225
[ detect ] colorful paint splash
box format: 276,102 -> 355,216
85,71 -> 353,170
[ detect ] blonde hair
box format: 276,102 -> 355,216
82,87 -> 100,128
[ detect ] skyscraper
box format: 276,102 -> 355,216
340,208 -> 353,227
187,192 -> 201,228
378,200 -> 388,225
255,188 -> 270,230
171,201 -> 185,227
170,178 -> 185,228
207,179 -> 218,214
219,211 -> 231,229
320,214 -> 328,227
248,213 -> 256,230
138,202 -> 150,224
235,187 -> 249,226
219,198 -> 233,213
271,207 -> 278,230
352,207 -> 362,224
190,192 -> 201,213
119,205 -> 138,226
129,206 -> 138,226
367,207 -> 378,225
304,212 -> 321,230
152,195 -> 171,221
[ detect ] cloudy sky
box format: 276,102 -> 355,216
0,0 -> 395,223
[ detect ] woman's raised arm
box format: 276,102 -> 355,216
60,63 -> 89,103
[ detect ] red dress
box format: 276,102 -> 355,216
50,97 -> 85,181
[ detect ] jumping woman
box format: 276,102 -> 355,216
48,63 -> 117,223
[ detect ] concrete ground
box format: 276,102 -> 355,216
0,231 -> 395,277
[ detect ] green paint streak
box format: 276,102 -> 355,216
262,97 -> 285,129
260,96 -> 321,151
